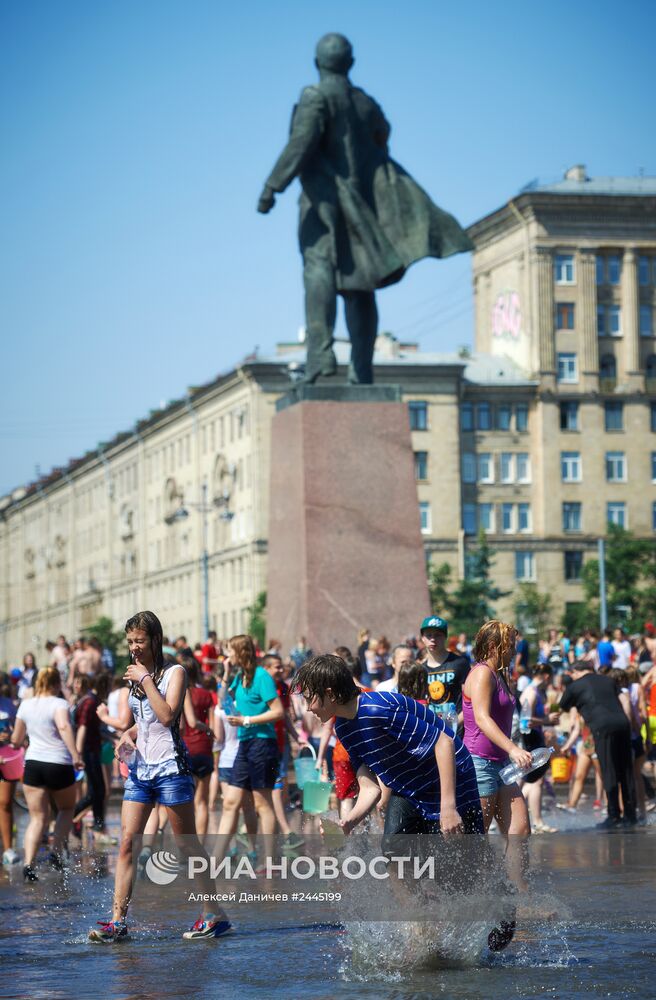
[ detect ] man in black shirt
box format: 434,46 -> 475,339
559,661 -> 636,828
419,616 -> 470,722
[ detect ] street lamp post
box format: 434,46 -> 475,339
201,481 -> 210,642
165,474 -> 236,640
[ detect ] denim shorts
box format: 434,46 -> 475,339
471,754 -> 509,798
123,770 -> 194,806
218,766 -> 234,784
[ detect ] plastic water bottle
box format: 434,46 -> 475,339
222,693 -> 236,716
519,701 -> 532,735
0,711 -> 9,734
117,742 -> 136,766
443,703 -> 458,734
499,747 -> 554,785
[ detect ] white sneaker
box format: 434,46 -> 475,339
2,848 -> 19,865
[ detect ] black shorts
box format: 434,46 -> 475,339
631,733 -> 645,759
23,760 -> 76,791
230,738 -> 279,791
189,753 -> 214,778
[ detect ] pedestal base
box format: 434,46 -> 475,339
267,392 -> 430,655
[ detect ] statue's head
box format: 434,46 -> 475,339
315,33 -> 353,75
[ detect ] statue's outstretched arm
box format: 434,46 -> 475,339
257,88 -> 325,212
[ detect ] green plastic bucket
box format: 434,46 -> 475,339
294,744 -> 318,790
303,780 -> 333,814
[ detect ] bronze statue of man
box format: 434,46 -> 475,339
258,33 -> 472,384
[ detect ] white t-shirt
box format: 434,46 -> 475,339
376,677 -> 398,693
128,665 -> 189,779
16,696 -> 72,764
516,675 -> 531,694
612,640 -> 631,670
217,708 -> 239,769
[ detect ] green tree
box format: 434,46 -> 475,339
247,591 -> 267,649
583,524 -> 656,631
513,582 -> 553,639
83,616 -> 129,672
436,533 -> 509,638
428,561 -> 452,614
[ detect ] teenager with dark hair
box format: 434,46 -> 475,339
89,611 -> 231,942
295,654 -> 483,838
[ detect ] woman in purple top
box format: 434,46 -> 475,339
462,621 -> 531,836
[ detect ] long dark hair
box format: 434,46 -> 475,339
229,634 -> 257,688
125,610 -> 165,700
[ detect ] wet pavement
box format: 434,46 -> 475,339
1,795 -> 655,1000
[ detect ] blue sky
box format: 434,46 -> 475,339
2,0 -> 655,495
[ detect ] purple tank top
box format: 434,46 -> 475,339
463,663 -> 515,762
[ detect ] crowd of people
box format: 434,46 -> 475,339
1,613 -> 654,945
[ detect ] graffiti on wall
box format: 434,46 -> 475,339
492,290 -> 522,341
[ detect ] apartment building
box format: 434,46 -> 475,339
2,168 -> 654,662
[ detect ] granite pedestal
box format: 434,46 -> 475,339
267,385 -> 431,656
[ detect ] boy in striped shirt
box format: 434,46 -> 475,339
295,654 -> 484,837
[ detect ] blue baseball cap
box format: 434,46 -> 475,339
420,616 -> 448,635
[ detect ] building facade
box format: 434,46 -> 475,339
468,168 -> 656,626
2,169 -> 655,664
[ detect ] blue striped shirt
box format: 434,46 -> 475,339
335,691 -> 481,820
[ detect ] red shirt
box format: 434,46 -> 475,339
183,687 -> 214,756
275,680 -> 290,752
200,643 -> 218,673
74,693 -> 101,753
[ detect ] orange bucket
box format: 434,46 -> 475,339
550,754 -> 572,783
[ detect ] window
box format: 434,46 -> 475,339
497,405 -> 511,431
462,453 -> 477,483
604,401 -> 623,431
414,451 -> 428,480
409,400 -> 428,430
563,502 -> 582,532
648,356 -> 656,381
652,452 -> 656,482
476,402 -> 491,430
515,551 -> 535,581
518,503 -> 532,533
560,401 -> 579,431
640,305 -> 653,337
501,503 -> 514,533
556,303 -> 575,329
554,254 -> 575,284
607,502 -> 626,528
608,254 -> 620,285
609,304 -> 621,336
500,452 -> 514,483
460,403 -> 474,431
463,503 -> 476,535
564,551 -> 583,581
419,501 -> 431,534
606,451 -> 626,482
597,305 -> 606,337
596,255 -> 605,285
652,402 -> 656,432
639,256 -> 650,286
557,353 -> 578,383
516,453 -> 531,483
653,501 -> 656,532
600,354 -> 617,380
561,451 -> 582,482
478,453 -> 494,483
516,404 -> 528,432
478,503 -> 494,533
